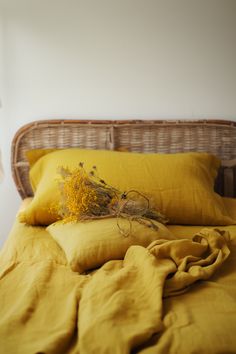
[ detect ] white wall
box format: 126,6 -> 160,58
0,0 -> 236,246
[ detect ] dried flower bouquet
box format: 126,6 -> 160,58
52,163 -> 168,236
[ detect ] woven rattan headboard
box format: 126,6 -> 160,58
12,119 -> 236,199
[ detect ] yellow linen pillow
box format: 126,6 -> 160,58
26,149 -> 56,168
20,149 -> 235,226
47,218 -> 175,272
25,149 -> 57,191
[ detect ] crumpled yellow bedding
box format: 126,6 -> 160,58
0,202 -> 236,353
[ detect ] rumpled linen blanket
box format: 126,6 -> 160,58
0,226 -> 231,354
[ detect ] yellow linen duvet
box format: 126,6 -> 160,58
0,201 -> 236,354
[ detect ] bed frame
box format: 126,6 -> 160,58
11,119 -> 236,199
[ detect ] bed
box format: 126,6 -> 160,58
1,119 -> 236,354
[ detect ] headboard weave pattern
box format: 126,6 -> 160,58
12,119 -> 236,199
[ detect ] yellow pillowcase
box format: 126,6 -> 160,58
25,149 -> 57,191
47,218 -> 175,272
26,149 -> 56,168
20,149 -> 235,226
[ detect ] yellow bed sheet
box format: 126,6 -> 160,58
143,224 -> 236,354
0,199 -> 236,354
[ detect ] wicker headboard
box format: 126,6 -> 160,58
11,119 -> 236,199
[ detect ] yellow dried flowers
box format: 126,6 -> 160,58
53,163 -> 168,236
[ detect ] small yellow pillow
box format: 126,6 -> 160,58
47,218 -> 175,272
20,149 -> 235,226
